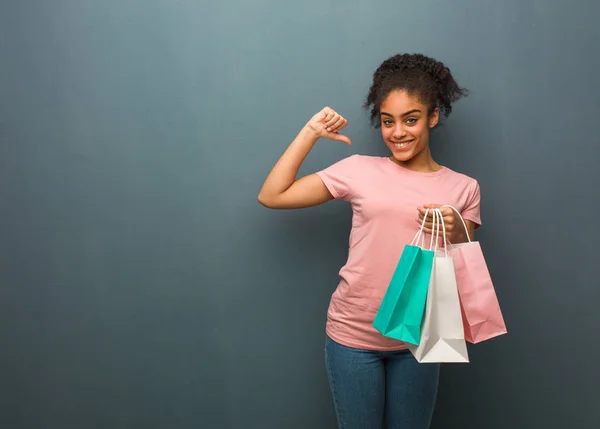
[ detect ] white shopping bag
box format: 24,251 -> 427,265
408,209 -> 469,363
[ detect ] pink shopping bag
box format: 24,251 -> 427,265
443,205 -> 507,344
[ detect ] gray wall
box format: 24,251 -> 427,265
1,1 -> 599,428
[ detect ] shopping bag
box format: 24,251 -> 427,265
442,205 -> 507,344
408,209 -> 469,363
373,209 -> 435,345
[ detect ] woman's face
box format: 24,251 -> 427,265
379,90 -> 439,163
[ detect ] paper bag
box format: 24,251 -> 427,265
408,209 -> 469,363
373,209 -> 435,345
443,205 -> 507,344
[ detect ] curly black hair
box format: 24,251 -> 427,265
364,53 -> 468,127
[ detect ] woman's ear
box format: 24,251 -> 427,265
429,107 -> 440,128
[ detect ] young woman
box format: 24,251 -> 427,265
258,53 -> 481,429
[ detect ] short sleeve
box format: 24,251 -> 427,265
461,180 -> 482,227
315,154 -> 360,201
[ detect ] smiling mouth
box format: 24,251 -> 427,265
392,140 -> 414,149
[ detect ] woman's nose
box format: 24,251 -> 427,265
393,125 -> 407,140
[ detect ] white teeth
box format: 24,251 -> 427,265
393,141 -> 412,148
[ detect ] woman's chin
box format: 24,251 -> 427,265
389,151 -> 415,163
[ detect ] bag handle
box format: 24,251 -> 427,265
441,204 -> 472,244
433,209 -> 448,257
411,208 -> 448,254
411,207 -> 458,255
411,208 -> 435,248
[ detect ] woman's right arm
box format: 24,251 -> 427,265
258,107 -> 351,209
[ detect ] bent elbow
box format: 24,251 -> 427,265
257,193 -> 274,208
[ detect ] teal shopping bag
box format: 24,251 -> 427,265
372,244 -> 435,345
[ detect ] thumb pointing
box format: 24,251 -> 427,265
333,133 -> 352,145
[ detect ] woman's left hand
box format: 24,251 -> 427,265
417,204 -> 470,244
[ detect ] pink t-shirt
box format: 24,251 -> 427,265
316,155 -> 482,351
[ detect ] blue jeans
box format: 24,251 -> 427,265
325,335 -> 440,429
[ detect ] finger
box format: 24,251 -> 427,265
419,207 -> 440,218
328,116 -> 347,132
439,206 -> 452,215
417,214 -> 434,225
417,208 -> 435,221
442,213 -> 455,223
325,114 -> 341,129
323,107 -> 336,122
417,211 -> 434,222
417,220 -> 436,230
326,116 -> 342,131
333,117 -> 348,132
330,133 -> 352,145
425,213 -> 437,223
423,227 -> 445,235
435,207 -> 453,219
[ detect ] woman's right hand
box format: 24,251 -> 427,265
305,107 -> 352,145
257,106 -> 351,209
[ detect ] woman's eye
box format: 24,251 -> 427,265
406,118 -> 417,125
383,120 -> 393,126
